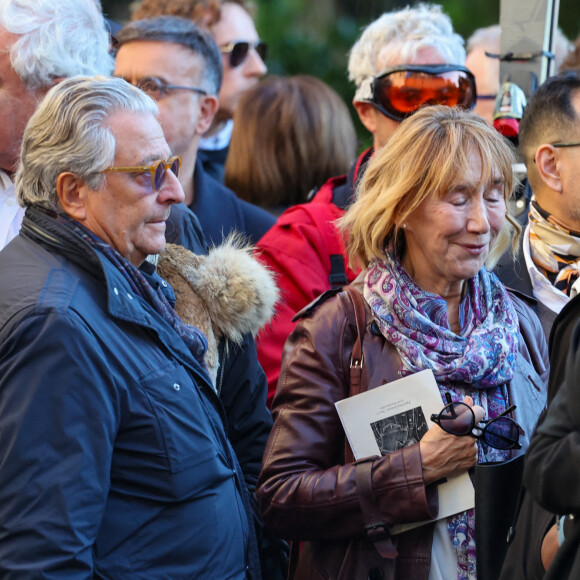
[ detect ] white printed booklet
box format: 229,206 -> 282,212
335,369 -> 474,534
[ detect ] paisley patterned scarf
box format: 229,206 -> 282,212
363,249 -> 519,580
529,199 -> 580,296
60,215 -> 208,366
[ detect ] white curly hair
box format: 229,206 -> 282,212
0,0 -> 113,90
348,4 -> 466,101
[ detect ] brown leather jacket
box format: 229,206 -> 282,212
257,277 -> 549,580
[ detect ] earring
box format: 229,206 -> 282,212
402,223 -> 407,229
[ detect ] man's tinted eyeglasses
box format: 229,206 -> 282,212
220,40 -> 268,68
103,156 -> 182,192
365,64 -> 477,122
430,392 -> 523,450
134,77 -> 208,101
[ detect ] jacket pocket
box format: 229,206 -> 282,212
138,363 -> 220,473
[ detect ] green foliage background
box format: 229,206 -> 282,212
252,0 -> 579,151
103,0 -> 580,150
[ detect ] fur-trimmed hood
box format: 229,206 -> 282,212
157,237 -> 279,386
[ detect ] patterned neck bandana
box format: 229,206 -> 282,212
60,215 -> 208,367
529,198 -> 580,296
363,249 -> 519,580
363,250 -> 518,387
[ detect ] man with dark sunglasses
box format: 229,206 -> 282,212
254,4 -> 476,406
114,16 -> 274,247
130,0 -> 267,183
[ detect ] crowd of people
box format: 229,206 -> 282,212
0,0 -> 579,578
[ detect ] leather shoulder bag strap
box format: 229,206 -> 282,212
344,286 -> 366,397
342,286 -> 398,559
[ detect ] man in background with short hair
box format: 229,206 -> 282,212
498,72 -> 580,578
131,0 -> 267,182
497,73 -> 580,374
115,15 -> 274,245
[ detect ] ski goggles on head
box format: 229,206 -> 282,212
360,64 -> 477,122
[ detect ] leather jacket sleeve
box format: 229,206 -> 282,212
256,292 -> 436,541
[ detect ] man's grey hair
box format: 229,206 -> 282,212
466,24 -> 501,55
16,76 -> 159,211
0,0 -> 114,90
348,3 -> 465,100
116,16 -> 223,94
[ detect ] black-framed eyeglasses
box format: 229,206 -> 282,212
220,40 -> 268,68
534,142 -> 580,164
133,76 -> 208,101
366,64 -> 477,122
430,393 -> 523,450
103,156 -> 182,192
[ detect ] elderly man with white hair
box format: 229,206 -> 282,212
0,0 -> 114,249
0,74 -> 262,578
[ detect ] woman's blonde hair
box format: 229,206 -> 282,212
340,105 -> 520,270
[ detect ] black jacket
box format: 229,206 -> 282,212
546,294 -> 580,401
189,158 -> 275,246
494,231 -> 557,340
524,320 -> 580,580
498,280 -> 580,580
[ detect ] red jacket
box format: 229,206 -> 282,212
254,150 -> 371,406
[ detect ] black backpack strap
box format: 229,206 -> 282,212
329,254 -> 348,289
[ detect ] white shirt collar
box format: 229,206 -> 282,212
0,170 -> 25,250
199,119 -> 234,151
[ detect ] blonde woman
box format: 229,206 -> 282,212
257,106 -> 548,580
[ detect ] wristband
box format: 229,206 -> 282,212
557,515 -> 566,546
557,514 -> 575,546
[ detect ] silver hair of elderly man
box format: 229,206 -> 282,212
15,76 -> 158,212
